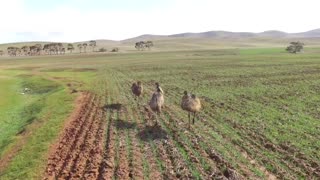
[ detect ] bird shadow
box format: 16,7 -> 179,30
137,124 -> 168,142
102,103 -> 125,111
115,119 -> 137,130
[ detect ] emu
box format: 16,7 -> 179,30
131,81 -> 143,101
181,91 -> 201,128
149,82 -> 164,125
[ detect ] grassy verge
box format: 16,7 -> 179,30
0,74 -> 75,179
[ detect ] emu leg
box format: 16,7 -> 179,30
193,112 -> 196,124
188,112 -> 191,129
155,112 -> 160,126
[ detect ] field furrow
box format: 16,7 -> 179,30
97,97 -> 117,179
44,92 -> 95,178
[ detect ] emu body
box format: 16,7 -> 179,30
181,91 -> 201,128
149,83 -> 164,125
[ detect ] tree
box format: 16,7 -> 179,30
0,50 -> 3,56
21,46 -> 30,56
286,41 -> 304,54
43,44 -> 50,55
34,44 -> 42,55
82,43 -> 88,53
111,47 -> 119,52
89,40 -> 97,52
56,43 -> 64,54
29,44 -> 42,56
135,41 -> 145,51
77,44 -> 83,53
98,48 -> 107,52
61,48 -> 66,54
135,41 -> 154,51
145,41 -> 154,50
67,44 -> 74,53
7,47 -> 20,56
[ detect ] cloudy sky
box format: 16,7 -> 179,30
0,0 -> 319,43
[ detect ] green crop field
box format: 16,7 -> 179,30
0,47 -> 319,179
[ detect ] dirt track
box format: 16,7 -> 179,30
43,93 -> 147,180
44,92 -> 106,179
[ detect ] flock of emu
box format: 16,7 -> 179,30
132,81 -> 201,128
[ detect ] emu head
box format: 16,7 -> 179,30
183,91 -> 188,95
137,81 -> 142,85
155,82 -> 163,93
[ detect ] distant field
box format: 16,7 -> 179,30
0,47 -> 319,179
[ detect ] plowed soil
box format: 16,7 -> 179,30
42,67 -> 319,180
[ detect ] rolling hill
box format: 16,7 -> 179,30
1,29 -> 320,52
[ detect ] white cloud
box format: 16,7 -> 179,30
0,0 -> 319,43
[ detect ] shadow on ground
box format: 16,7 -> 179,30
137,124 -> 168,142
115,119 -> 137,130
102,103 -> 125,111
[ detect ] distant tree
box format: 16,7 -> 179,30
135,41 -> 145,51
43,43 -> 62,55
135,41 -> 154,51
61,47 -> 66,54
0,50 -> 3,56
28,44 -> 42,56
82,43 -> 88,53
43,44 -> 50,55
29,45 -> 37,56
34,44 -> 42,55
111,47 -> 119,52
77,44 -> 83,53
145,41 -> 154,50
98,48 -> 107,52
89,40 -> 97,52
286,41 -> 304,54
21,46 -> 30,56
7,47 -> 20,56
67,44 -> 74,53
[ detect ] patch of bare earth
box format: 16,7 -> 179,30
43,92 -> 107,179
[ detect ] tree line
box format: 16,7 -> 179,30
6,43 -> 66,56
1,40 -> 99,56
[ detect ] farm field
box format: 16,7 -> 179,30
0,48 -> 320,179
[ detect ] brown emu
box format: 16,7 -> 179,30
181,91 -> 201,128
149,82 -> 164,125
131,81 -> 143,100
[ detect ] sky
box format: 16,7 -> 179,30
0,0 -> 319,43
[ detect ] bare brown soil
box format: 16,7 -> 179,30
43,92 -> 107,179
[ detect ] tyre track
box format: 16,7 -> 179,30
124,109 -> 145,179
43,92 -> 107,180
97,97 -> 117,179
59,98 -> 101,179
83,104 -> 106,179
114,110 -> 130,180
44,92 -> 95,179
